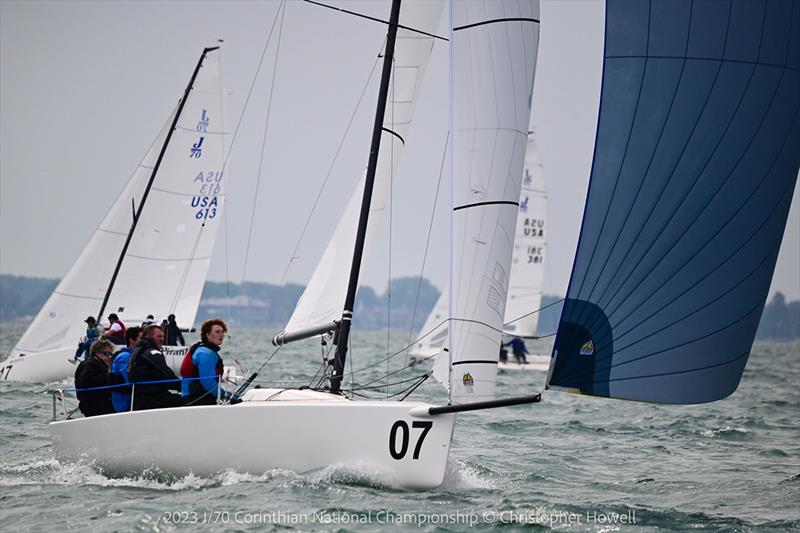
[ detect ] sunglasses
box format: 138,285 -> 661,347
97,351 -> 115,357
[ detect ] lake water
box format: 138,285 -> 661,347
0,322 -> 797,531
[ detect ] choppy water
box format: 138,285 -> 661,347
0,322 -> 798,532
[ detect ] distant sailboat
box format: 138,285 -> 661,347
408,130 -> 549,370
1,46 -> 230,382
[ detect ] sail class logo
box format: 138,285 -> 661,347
462,372 -> 474,390
580,340 -> 595,356
197,109 -> 210,132
190,137 -> 205,158
524,168 -> 532,186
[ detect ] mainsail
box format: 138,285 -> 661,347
7,48 -> 229,367
279,1 -> 444,339
433,0 -> 540,402
546,0 -> 800,404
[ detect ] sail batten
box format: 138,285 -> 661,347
547,0 -> 800,405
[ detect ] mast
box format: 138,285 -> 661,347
330,0 -> 402,394
97,46 -> 220,321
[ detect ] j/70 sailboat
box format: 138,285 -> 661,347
0,47 -> 230,383
50,0 -> 799,491
51,0 -> 536,489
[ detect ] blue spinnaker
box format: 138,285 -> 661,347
546,0 -> 800,404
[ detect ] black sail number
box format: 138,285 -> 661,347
389,420 -> 433,460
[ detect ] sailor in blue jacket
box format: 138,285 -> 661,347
108,326 -> 142,412
180,318 -> 233,406
504,336 -> 529,364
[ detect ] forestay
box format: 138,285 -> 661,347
10,49 -> 229,359
546,0 -> 800,404
281,1 -> 444,337
433,0 -> 540,403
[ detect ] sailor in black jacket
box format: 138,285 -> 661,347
128,325 -> 183,410
74,339 -> 115,417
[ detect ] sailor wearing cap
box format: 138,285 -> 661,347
72,316 -> 100,362
102,313 -> 127,345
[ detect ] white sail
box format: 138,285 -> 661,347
282,2 -> 444,336
411,131 -> 547,363
4,48 -> 229,380
408,291 -> 449,362
434,0 -> 540,403
503,131 -> 547,337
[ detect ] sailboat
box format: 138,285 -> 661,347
408,130 -> 549,371
0,47 -> 230,383
49,0 -> 799,491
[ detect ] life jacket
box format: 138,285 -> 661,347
180,341 -> 223,400
179,341 -> 203,378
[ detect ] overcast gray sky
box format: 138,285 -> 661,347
1,0 -> 798,300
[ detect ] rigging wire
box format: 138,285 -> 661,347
219,45 -> 232,327
404,131 -> 449,358
278,39 -> 386,285
385,56 -> 396,399
240,1 -> 286,287
350,307 -> 563,379
198,3 -> 286,328
301,0 -> 448,42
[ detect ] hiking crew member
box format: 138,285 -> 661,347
165,314 -> 185,346
108,326 -> 142,413
180,318 -> 233,405
128,325 -> 183,410
103,313 -> 127,345
74,339 -> 115,417
74,316 -> 101,362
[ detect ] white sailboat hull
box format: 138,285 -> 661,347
498,354 -> 550,371
1,346 -> 189,383
1,348 -> 75,383
49,389 -> 456,490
